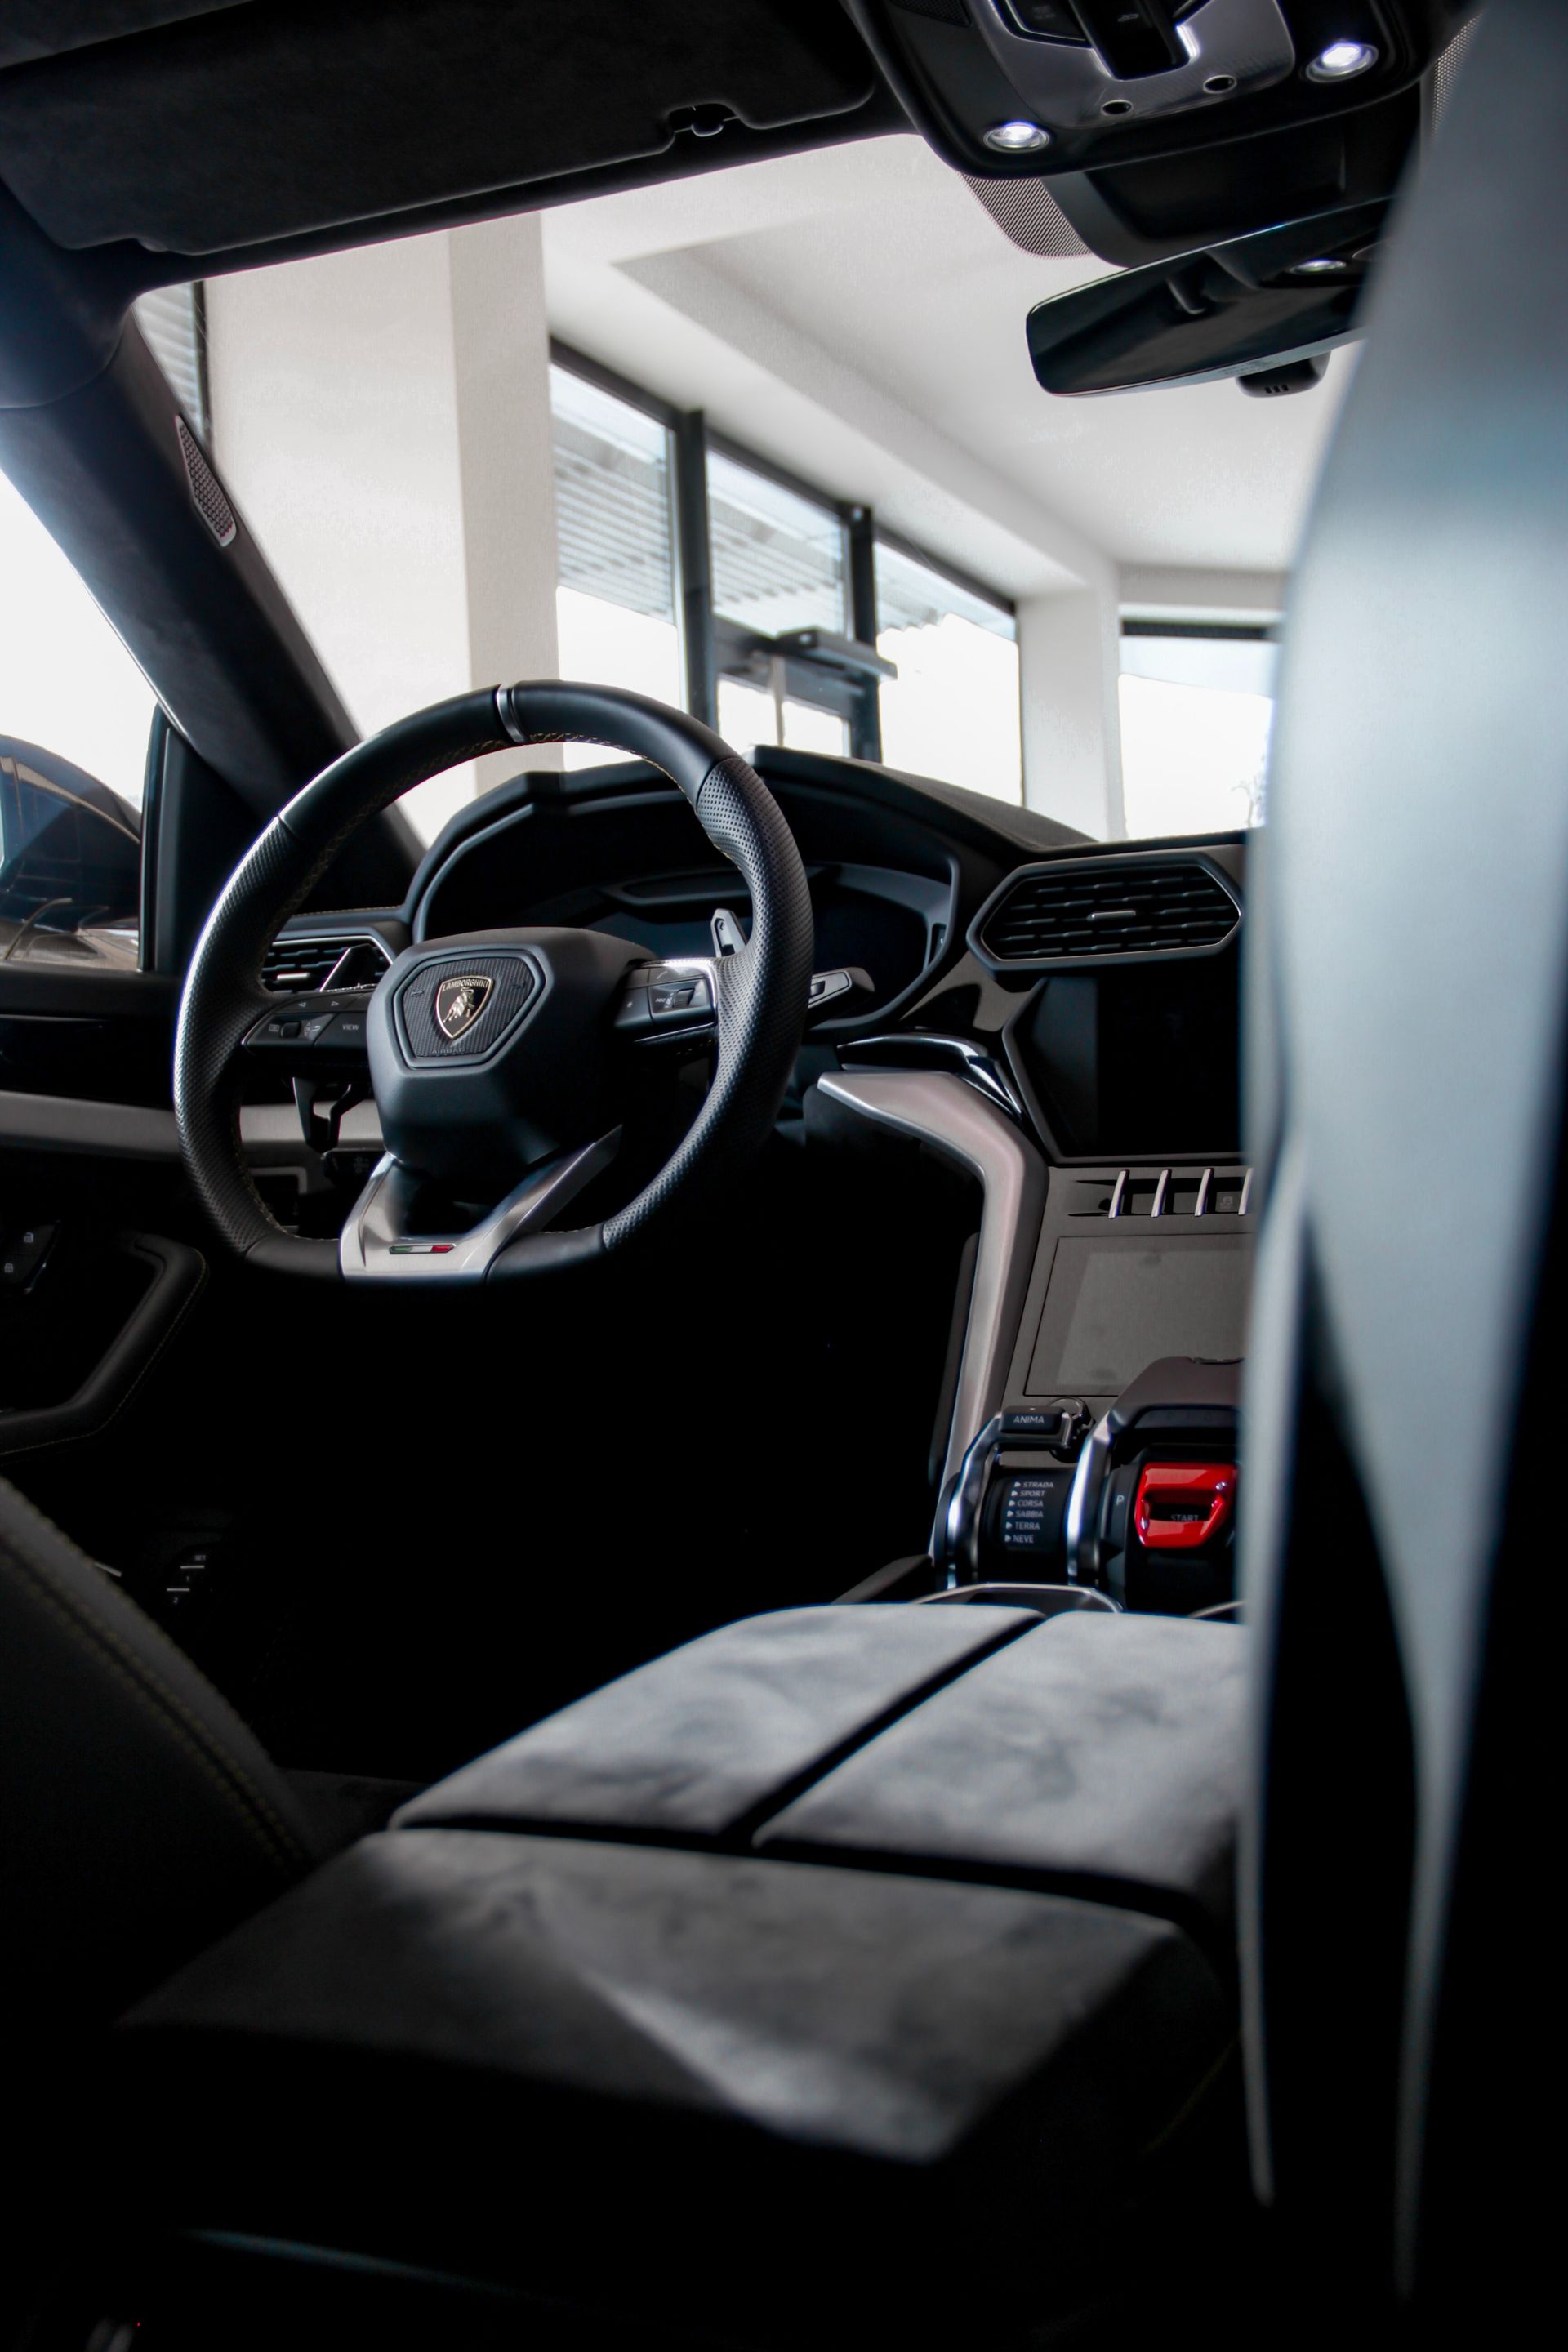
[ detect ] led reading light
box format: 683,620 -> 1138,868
1306,38 -> 1379,82
984,118 -> 1052,154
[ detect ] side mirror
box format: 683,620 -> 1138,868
1,736 -> 141,964
1026,199 -> 1389,397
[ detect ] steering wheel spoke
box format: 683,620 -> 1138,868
339,1130 -> 621,1283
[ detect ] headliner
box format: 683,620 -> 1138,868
0,1 -> 900,288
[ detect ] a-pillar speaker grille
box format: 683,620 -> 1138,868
175,413 -> 237,547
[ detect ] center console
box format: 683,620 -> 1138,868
825,840 -> 1254,1619
818,1088 -> 1254,1615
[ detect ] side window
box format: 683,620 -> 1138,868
0,741 -> 143,971
1118,625 -> 1278,837
0,469 -> 156,968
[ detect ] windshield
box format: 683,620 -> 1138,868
5,136 -> 1350,846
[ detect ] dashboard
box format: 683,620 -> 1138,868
266,745 -> 1253,1581
272,740 -> 1247,1177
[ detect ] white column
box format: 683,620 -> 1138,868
206,215 -> 563,841
448,212 -> 562,795
1017,581 -> 1125,840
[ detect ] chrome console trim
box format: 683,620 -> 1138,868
817,1069 -> 1047,1530
840,1033 -> 1026,1122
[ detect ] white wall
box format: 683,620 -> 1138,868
1120,565 -> 1288,623
1018,583 -> 1125,840
207,218 -> 561,841
448,213 -> 562,800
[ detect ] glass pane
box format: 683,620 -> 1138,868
707,451 -> 847,636
875,541 -> 1021,803
716,676 -> 849,759
0,740 -> 143,970
717,675 -> 778,754
1118,634 -> 1277,836
782,698 -> 849,756
0,469 -> 156,812
134,284 -> 209,443
552,367 -> 681,769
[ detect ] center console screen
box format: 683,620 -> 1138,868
1027,1234 -> 1251,1396
1011,955 -> 1241,1159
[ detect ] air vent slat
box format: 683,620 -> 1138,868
978,858 -> 1239,966
261,933 -> 392,992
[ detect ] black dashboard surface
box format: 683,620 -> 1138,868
296,743 -> 1249,1164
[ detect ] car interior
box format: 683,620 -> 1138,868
0,1 -> 1544,2345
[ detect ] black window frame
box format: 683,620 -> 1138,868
1120,617 -> 1278,644
549,341 -> 1018,772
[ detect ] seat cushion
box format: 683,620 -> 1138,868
0,1474 -> 316,2025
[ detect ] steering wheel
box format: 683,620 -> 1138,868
173,684 -> 814,1282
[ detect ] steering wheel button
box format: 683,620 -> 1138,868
318,1013 -> 368,1049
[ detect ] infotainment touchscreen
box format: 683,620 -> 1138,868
1027,1234 -> 1251,1396
1012,958 -> 1241,1159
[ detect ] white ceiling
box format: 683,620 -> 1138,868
541,131 -> 1353,604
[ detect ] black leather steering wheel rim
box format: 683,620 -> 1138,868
173,683 -> 815,1280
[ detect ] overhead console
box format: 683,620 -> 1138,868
848,0 -> 1475,256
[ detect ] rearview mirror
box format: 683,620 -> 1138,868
1027,200 -> 1389,397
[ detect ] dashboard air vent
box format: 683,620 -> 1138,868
978,858 -> 1240,966
261,934 -> 391,993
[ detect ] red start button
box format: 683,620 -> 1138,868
1134,1462 -> 1237,1552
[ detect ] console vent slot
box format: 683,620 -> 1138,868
979,858 -> 1240,964
261,934 -> 391,992
1067,1167 -> 1253,1218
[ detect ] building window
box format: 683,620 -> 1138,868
715,676 -> 849,758
1118,623 -> 1277,837
875,541 -> 1021,804
547,349 -> 1019,792
707,450 -> 848,638
135,283 -> 211,443
550,364 -> 682,765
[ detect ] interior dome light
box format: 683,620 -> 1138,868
984,119 -> 1051,154
1306,38 -> 1379,82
